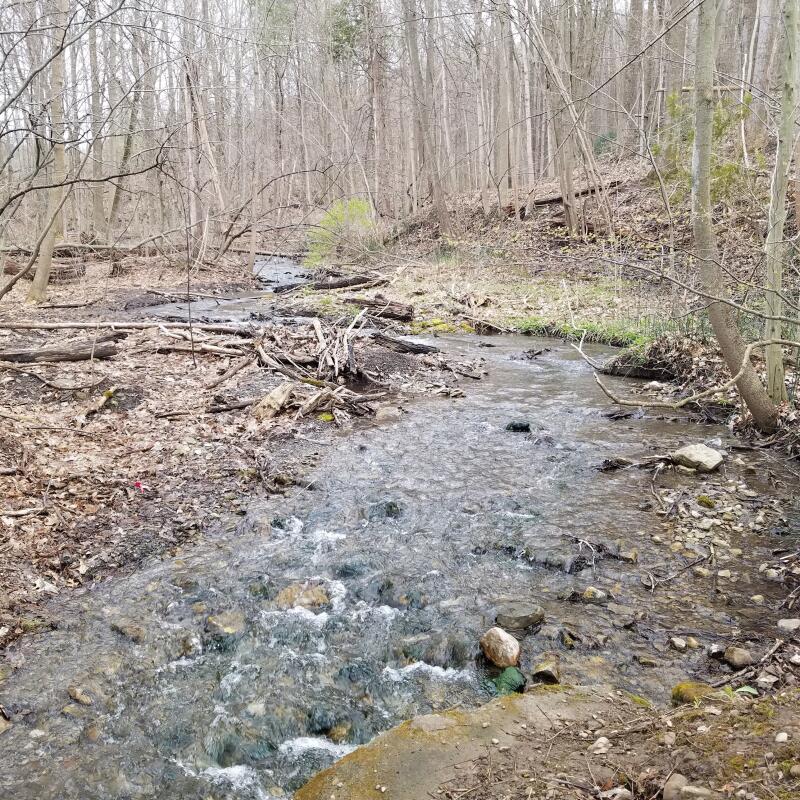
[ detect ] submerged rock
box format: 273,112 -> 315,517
505,421 -> 531,433
110,619 -> 146,644
495,602 -> 544,632
375,406 -> 403,422
205,610 -> 246,638
671,444 -> 724,473
275,582 -> 330,610
479,627 -> 520,667
368,500 -> 403,520
67,685 -> 93,706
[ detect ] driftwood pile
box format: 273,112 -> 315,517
0,317 -> 440,424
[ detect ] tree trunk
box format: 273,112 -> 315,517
401,0 -> 452,236
87,0 -> 105,240
764,0 -> 796,404
28,0 -> 69,304
691,0 -> 778,432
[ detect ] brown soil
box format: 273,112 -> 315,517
437,689 -> 800,800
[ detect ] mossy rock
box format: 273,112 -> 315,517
493,667 -> 526,695
671,681 -> 715,705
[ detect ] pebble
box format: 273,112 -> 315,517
582,586 -> 607,604
599,789 -> 633,800
662,773 -> 688,800
686,636 -> 700,650
750,595 -> 765,605
724,646 -> 753,669
479,627 -> 520,668
790,764 -> 800,777
777,618 -> 800,633
589,736 -> 611,755
670,636 -> 687,652
491,738 -> 499,745
774,731 -> 789,743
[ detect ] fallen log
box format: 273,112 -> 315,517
0,332 -> 125,363
598,352 -> 675,381
311,274 -> 385,291
371,332 -> 438,354
529,179 -> 622,207
0,321 -> 259,336
3,261 -> 86,282
343,295 -> 414,321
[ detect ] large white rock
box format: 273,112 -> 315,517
671,444 -> 724,472
479,627 -> 520,668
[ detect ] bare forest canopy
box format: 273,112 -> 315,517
0,0 -> 799,431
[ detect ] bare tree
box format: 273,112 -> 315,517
691,0 -> 778,433
764,0 -> 797,404
27,0 -> 69,304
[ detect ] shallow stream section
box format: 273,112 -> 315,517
0,334 -> 795,799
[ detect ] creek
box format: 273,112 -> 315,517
0,274 -> 796,799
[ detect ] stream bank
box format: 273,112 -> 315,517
296,685 -> 800,800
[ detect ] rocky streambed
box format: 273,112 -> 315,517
0,334 -> 798,799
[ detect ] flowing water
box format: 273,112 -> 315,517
0,333 -> 795,800
142,257 -> 311,323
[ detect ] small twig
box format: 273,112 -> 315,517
203,356 -> 255,390
0,362 -> 106,390
0,506 -> 46,518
